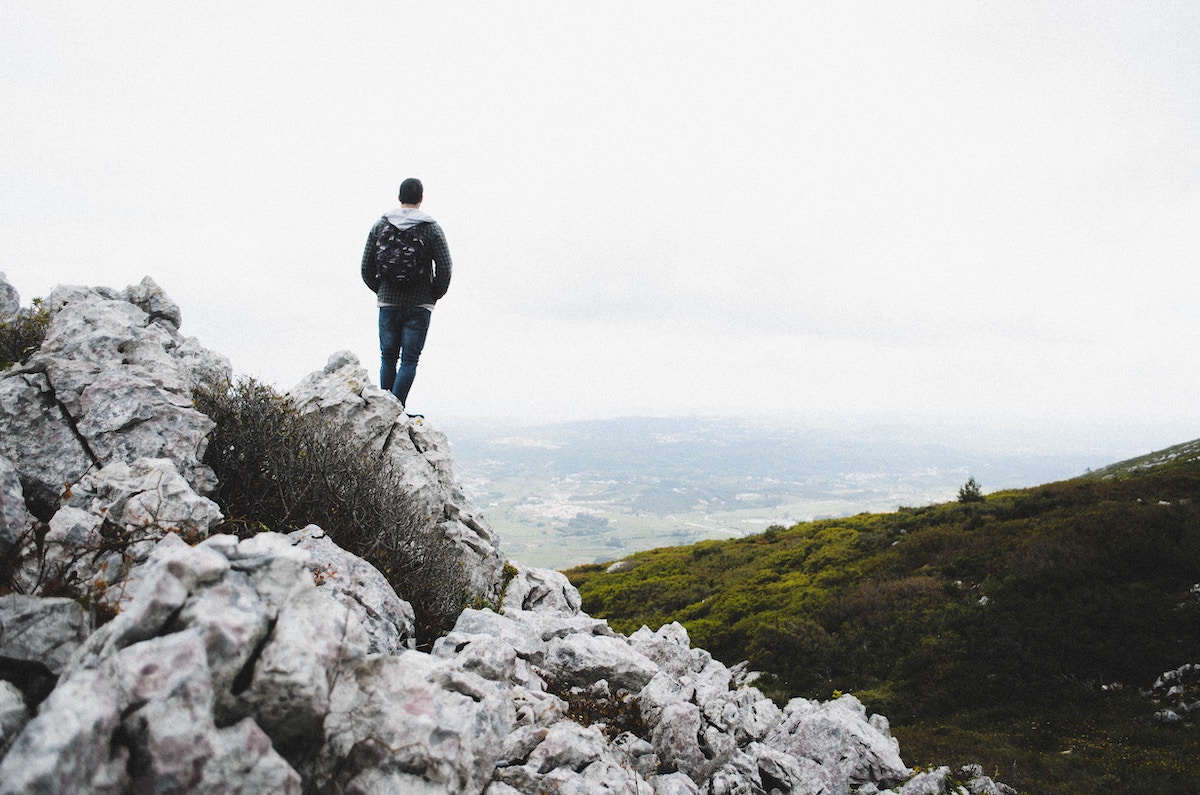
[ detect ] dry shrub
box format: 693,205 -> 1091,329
195,378 -> 470,644
541,675 -> 647,742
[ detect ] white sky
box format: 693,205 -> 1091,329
3,2 -> 1198,452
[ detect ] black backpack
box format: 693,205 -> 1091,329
373,219 -> 431,287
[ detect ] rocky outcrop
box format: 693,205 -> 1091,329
0,274 -> 991,793
1149,662 -> 1200,725
288,350 -> 505,600
0,277 -> 226,519
1,530 -> 911,794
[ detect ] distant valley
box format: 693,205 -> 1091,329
443,416 -> 1115,569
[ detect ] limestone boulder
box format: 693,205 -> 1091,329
18,278 -> 229,496
122,274 -> 182,329
501,560 -> 583,615
0,454 -> 32,557
541,632 -> 659,692
765,693 -> 910,790
0,532 -> 371,794
8,458 -> 224,599
67,457 -> 222,541
0,372 -> 93,514
309,651 -> 514,794
288,524 -> 417,654
0,595 -> 91,677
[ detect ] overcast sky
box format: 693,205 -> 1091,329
3,2 -> 1197,453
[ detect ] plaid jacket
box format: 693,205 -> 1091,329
360,216 -> 453,306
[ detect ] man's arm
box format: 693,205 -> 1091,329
361,221 -> 382,292
428,223 -> 452,301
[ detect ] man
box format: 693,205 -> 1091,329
361,177 -> 453,410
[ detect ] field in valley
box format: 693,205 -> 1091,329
445,417 -> 1107,570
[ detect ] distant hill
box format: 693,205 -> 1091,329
565,439 -> 1200,795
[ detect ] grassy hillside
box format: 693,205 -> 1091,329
565,441 -> 1200,794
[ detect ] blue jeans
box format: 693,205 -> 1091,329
378,306 -> 431,406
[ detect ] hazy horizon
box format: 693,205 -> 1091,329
4,3 -> 1197,452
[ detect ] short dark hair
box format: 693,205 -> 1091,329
399,178 -> 424,204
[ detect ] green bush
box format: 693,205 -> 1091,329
195,378 -> 470,645
0,297 -> 51,369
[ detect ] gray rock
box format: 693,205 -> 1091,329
123,275 -> 181,329
17,284 -> 227,496
0,372 -> 93,512
651,701 -> 723,780
67,457 -> 222,542
495,721 -> 653,794
0,595 -> 91,676
70,533 -> 231,666
0,664 -> 126,795
765,694 -> 910,790
959,763 -> 1018,795
46,283 -> 122,312
0,681 -> 26,751
887,764 -> 950,795
542,632 -> 659,692
2,640 -> 301,795
436,607 -> 616,686
231,544 -> 370,754
0,454 -> 32,557
312,652 -> 514,794
647,771 -> 701,795
177,568 -> 271,720
484,784 -> 526,795
525,721 -> 606,774
502,560 -> 583,615
706,743 -> 831,795
199,718 -> 303,795
0,273 -> 18,319
0,533 -> 363,793
75,374 -> 216,493
13,458 -> 224,600
30,295 -> 186,415
1154,708 -> 1182,725
289,524 -> 417,654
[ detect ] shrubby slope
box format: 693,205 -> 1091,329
567,444 -> 1200,793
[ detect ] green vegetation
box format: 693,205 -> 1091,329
957,476 -> 984,503
0,297 -> 50,369
565,447 -> 1200,794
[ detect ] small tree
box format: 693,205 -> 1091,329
958,477 -> 984,503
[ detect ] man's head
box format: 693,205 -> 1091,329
399,178 -> 424,206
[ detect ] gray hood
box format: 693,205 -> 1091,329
383,207 -> 436,230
